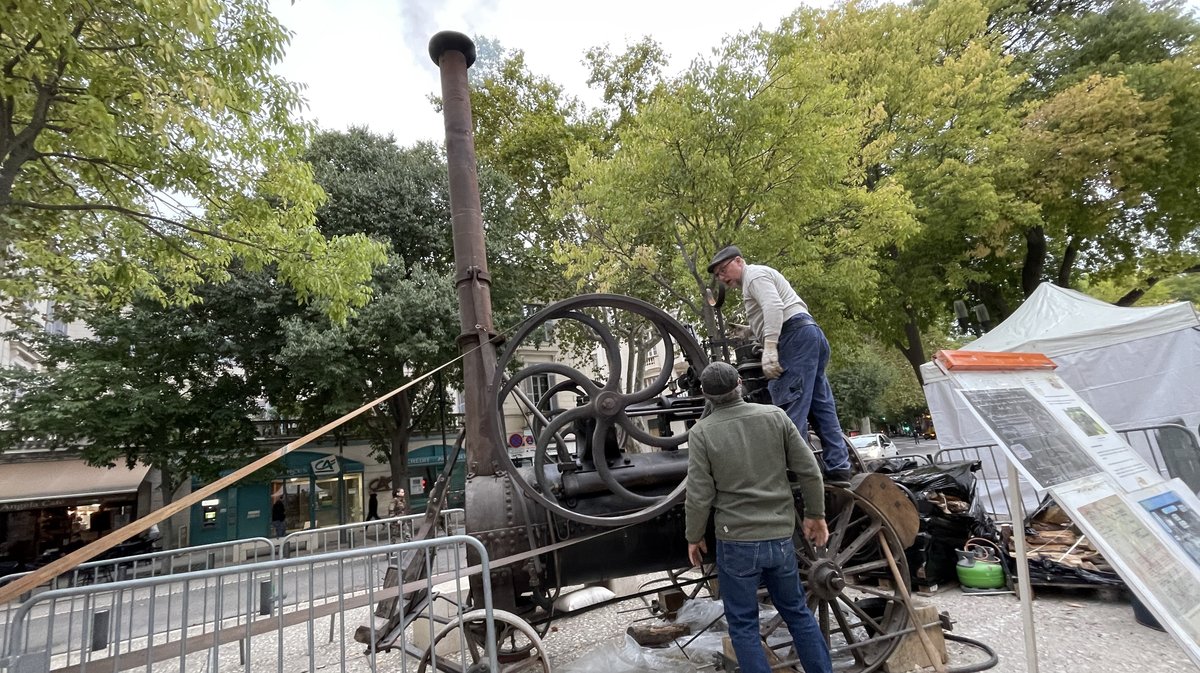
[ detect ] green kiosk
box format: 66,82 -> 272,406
190,452 -> 365,545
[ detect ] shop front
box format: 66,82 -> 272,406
189,452 -> 365,546
0,459 -> 151,572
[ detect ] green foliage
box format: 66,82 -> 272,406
0,0 -> 385,320
274,128 -> 527,485
271,130 -> 462,482
828,359 -> 894,428
0,299 -> 265,501
985,0 -> 1200,301
557,25 -> 917,349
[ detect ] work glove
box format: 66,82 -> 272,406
729,323 -> 754,341
761,339 -> 783,380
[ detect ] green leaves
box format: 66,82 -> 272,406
0,0 -> 384,321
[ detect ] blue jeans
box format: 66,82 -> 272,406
717,538 -> 832,673
767,315 -> 850,473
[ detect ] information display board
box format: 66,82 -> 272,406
936,353 -> 1200,667
952,369 -> 1161,492
1053,477 -> 1200,663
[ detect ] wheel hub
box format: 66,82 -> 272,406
594,390 -> 622,417
809,558 -> 845,600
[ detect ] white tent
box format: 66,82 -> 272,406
922,282 -> 1200,451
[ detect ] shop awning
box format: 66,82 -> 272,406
0,460 -> 151,508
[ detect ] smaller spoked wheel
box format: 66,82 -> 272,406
666,562 -> 718,602
416,609 -> 550,673
763,485 -> 912,673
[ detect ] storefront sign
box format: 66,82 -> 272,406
310,455 -> 341,477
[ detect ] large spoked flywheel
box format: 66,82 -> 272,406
493,294 -> 709,527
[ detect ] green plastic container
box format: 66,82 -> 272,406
956,550 -> 1006,589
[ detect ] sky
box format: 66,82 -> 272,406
268,0 -> 826,147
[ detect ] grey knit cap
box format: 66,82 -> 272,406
700,362 -> 740,396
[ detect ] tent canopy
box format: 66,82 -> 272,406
922,283 -> 1200,450
954,283 -> 1199,357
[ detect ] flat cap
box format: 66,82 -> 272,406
706,245 -> 742,274
700,361 -> 740,397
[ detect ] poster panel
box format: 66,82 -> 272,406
1052,476 -> 1200,666
951,369 -> 1161,492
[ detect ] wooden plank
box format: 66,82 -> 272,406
0,356 -> 465,606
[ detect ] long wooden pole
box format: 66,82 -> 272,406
880,531 -> 947,673
0,356 -> 465,605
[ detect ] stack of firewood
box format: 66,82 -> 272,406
1002,502 -> 1118,577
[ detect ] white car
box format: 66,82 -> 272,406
848,433 -> 898,460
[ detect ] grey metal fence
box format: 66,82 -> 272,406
934,423 -> 1200,522
1,535 -> 498,673
0,538 -> 275,660
279,509 -> 466,559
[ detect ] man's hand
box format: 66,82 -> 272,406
803,517 -> 829,547
688,539 -> 708,567
729,323 -> 754,341
761,339 -> 783,380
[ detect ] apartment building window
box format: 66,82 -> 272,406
43,302 -> 67,336
523,373 -> 553,406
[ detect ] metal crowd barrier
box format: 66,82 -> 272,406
0,537 -> 274,659
933,423 -> 1200,522
1,535 -> 496,673
278,508 -> 466,558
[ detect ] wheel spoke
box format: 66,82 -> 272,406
828,597 -> 867,666
834,520 -> 883,566
796,486 -> 914,673
840,558 -> 890,577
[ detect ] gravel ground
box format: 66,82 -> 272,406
540,573 -> 1197,673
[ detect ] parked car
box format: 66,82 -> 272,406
848,433 -> 898,460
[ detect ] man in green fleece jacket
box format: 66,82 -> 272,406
685,361 -> 833,673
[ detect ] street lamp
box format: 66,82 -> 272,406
953,299 -> 993,336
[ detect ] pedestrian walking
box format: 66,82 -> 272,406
271,497 -> 287,538
366,492 -> 380,521
685,361 -> 833,673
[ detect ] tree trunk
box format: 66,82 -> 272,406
1115,265 -> 1200,306
1023,226 -> 1047,297
156,469 -> 180,550
387,391 -> 412,498
1056,236 -> 1079,288
897,310 -> 927,385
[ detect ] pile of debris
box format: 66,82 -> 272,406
880,461 -> 991,590
1000,499 -> 1122,587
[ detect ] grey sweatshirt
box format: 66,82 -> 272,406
742,264 -> 808,344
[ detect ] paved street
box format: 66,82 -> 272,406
548,573 -> 1196,673
891,434 -> 941,459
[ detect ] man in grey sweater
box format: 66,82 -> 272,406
708,245 -> 852,481
685,362 -> 833,673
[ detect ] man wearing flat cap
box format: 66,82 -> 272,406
707,245 -> 852,482
685,362 -> 832,673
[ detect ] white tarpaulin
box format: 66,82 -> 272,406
923,283 -> 1200,450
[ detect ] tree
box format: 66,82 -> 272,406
557,26 -> 916,351
0,296 -> 267,546
272,129 -> 525,493
796,0 -> 1034,381
0,0 -> 384,320
986,0 -> 1200,305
